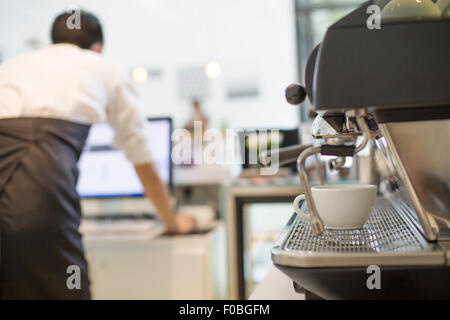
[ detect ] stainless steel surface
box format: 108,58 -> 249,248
379,119 -> 450,241
311,113 -> 359,139
328,157 -> 346,173
272,197 -> 445,268
311,114 -> 341,138
373,138 -> 397,181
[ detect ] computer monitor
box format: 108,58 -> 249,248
239,128 -> 300,173
77,118 -> 172,198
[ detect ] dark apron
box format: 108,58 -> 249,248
0,117 -> 91,299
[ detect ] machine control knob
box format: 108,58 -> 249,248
285,84 -> 307,105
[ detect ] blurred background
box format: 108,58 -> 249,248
0,0 -> 364,299
0,0 -> 361,128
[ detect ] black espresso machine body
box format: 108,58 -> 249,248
272,0 -> 450,299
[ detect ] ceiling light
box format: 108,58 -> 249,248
205,61 -> 221,79
132,66 -> 149,83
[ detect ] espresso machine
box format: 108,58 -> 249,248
270,1 -> 450,299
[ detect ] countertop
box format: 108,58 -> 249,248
248,265 -> 305,300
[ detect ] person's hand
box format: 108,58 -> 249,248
167,214 -> 196,234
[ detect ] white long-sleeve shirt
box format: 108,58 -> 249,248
0,43 -> 152,164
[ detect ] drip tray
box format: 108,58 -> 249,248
272,198 -> 445,268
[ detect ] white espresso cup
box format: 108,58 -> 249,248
293,184 -> 377,230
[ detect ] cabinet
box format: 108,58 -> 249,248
83,223 -> 226,299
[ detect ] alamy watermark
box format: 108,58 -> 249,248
66,264 -> 81,290
65,5 -> 81,30
366,265 -> 381,290
171,121 -> 280,175
367,5 -> 381,30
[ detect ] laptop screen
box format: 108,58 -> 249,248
77,118 -> 172,198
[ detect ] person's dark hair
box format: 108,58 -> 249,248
51,10 -> 103,49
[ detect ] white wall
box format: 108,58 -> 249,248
0,0 -> 299,129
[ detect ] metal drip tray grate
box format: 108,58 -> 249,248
272,197 -> 445,268
286,198 -> 427,253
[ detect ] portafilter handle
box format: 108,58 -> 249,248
259,144 -> 313,167
297,146 -> 325,235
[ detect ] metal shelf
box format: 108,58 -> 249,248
272,197 -> 446,268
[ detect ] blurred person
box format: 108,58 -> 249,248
0,10 -> 195,299
184,99 -> 208,133
182,99 -> 209,166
